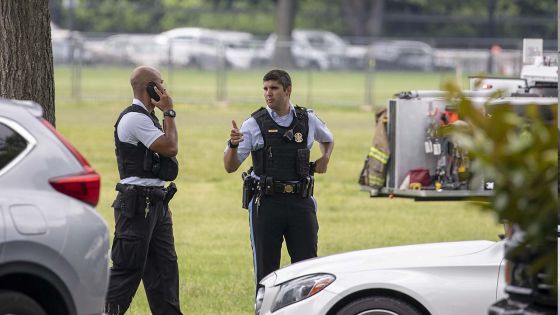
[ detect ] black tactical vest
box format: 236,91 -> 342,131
114,105 -> 178,181
251,106 -> 310,181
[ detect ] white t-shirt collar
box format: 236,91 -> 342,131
132,98 -> 149,112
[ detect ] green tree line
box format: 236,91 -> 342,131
49,0 -> 556,40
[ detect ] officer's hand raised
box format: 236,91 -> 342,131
230,120 -> 244,146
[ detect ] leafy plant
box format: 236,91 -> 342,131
443,81 -> 558,293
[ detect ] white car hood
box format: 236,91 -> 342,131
268,240 -> 500,286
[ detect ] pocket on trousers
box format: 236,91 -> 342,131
111,236 -> 143,269
113,189 -> 140,218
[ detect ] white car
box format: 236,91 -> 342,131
254,30 -> 344,70
157,27 -> 219,68
157,27 -> 259,69
368,40 -> 435,71
213,30 -> 259,69
256,239 -> 506,315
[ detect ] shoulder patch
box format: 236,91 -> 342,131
294,105 -> 308,121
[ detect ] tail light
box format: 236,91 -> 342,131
504,260 -> 512,285
41,119 -> 100,207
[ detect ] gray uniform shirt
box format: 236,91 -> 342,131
230,103 -> 334,164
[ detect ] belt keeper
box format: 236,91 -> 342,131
265,177 -> 274,195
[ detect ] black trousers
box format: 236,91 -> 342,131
105,191 -> 182,315
249,193 -> 319,286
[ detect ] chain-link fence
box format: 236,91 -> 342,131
53,28 -> 555,106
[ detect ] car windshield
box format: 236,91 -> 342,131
304,33 -> 345,49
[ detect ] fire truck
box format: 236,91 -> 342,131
359,38 -> 557,201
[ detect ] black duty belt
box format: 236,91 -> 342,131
257,176 -> 314,198
116,182 -> 177,203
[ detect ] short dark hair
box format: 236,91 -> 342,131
263,69 -> 291,90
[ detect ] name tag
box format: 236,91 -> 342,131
268,129 -> 278,133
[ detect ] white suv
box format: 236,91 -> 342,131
0,99 -> 109,315
254,29 -> 366,70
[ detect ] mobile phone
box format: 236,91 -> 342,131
146,81 -> 160,102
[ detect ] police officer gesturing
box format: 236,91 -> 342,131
105,66 -> 183,315
224,69 -> 334,288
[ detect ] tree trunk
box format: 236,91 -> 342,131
273,0 -> 296,68
342,0 -> 385,40
0,1 -> 55,125
341,0 -> 366,38
487,0 -> 496,38
366,0 -> 384,37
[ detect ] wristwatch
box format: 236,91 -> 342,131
163,109 -> 176,118
228,139 -> 239,149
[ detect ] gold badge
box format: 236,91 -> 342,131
284,184 -> 294,193
268,129 -> 278,133
294,132 -> 303,143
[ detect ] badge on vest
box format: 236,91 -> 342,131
268,129 -> 278,133
294,132 -> 304,143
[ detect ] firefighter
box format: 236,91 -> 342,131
223,69 -> 334,287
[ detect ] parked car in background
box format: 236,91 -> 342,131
84,34 -> 134,66
253,29 -> 366,70
368,40 -> 435,71
125,35 -> 170,67
256,238 -> 506,315
293,29 -> 348,69
0,99 -> 109,315
51,23 -> 95,65
212,30 -> 260,69
86,34 -> 169,67
156,27 -> 218,69
252,32 -> 327,69
156,27 -> 259,69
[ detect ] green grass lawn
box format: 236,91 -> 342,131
54,66 -> 469,108
54,68 -> 500,315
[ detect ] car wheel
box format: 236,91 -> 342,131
336,296 -> 422,315
0,290 -> 47,315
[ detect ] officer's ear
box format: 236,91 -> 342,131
286,85 -> 292,97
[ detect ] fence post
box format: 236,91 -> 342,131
167,40 -> 173,91
70,35 -> 81,102
363,57 -> 375,109
306,67 -> 313,106
216,42 -> 228,105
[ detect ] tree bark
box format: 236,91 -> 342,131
0,1 -> 55,125
273,0 -> 296,68
367,0 -> 384,37
341,0 -> 367,38
342,0 -> 384,39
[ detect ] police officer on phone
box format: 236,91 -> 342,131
223,69 -> 334,288
105,66 -> 183,315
